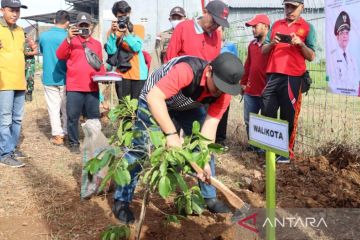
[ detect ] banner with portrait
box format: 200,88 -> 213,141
326,0 -> 360,96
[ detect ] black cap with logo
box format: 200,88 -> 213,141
170,6 -> 186,17
210,52 -> 243,96
205,0 -> 230,28
76,12 -> 92,26
1,0 -> 27,9
334,11 -> 350,35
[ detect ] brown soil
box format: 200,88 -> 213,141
0,76 -> 359,240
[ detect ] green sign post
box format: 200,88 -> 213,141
248,114 -> 289,240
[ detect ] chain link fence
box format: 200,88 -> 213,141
227,7 -> 360,156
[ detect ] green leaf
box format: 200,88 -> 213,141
150,169 -> 159,186
208,143 -> 225,153
113,169 -> 131,187
185,195 -> 193,215
160,159 -> 168,177
158,176 -> 171,198
192,121 -> 201,134
123,132 -> 133,147
117,119 -> 124,141
191,194 -> 205,215
166,215 -> 180,224
173,172 -> 188,192
99,171 -> 113,192
130,98 -> 138,110
178,150 -> 192,162
123,119 -> 133,131
149,130 -> 164,148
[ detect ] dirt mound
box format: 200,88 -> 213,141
276,152 -> 360,208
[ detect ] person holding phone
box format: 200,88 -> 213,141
261,0 -> 316,163
56,12 -> 105,154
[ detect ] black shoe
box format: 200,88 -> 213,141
112,200 -> 135,224
25,93 -> 32,102
69,144 -> 81,154
0,155 -> 25,168
12,150 -> 28,160
205,198 -> 231,214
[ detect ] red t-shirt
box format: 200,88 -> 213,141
164,19 -> 221,62
56,36 -> 105,92
240,40 -> 269,96
265,18 -> 316,76
156,62 -> 231,119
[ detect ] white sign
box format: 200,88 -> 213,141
249,114 -> 289,154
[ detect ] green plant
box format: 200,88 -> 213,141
85,96 -> 224,239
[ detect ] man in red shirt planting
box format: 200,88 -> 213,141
57,12 -> 104,153
240,14 -> 270,152
113,52 -> 244,224
262,0 -> 316,163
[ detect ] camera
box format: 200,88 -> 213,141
117,16 -> 129,29
78,28 -> 90,36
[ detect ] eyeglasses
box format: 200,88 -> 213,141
338,30 -> 349,36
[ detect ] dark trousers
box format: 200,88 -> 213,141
115,79 -> 146,101
66,91 -> 100,145
215,106 -> 229,143
261,73 -> 303,155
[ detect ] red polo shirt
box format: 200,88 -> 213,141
56,36 -> 105,92
164,19 -> 221,62
240,39 -> 269,96
156,62 -> 231,119
265,17 -> 316,76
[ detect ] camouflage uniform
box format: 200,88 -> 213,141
25,43 -> 35,101
155,28 -> 173,66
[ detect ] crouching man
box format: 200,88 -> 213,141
113,52 -> 244,224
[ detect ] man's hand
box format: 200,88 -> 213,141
197,162 -> 212,184
166,134 -> 182,148
111,21 -> 118,32
240,85 -> 246,96
67,26 -> 79,41
271,34 -> 281,45
290,33 -> 305,47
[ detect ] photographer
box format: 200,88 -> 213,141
56,12 -> 104,153
105,0 -> 148,101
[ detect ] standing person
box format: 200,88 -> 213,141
164,0 -> 229,62
154,6 -> 186,67
56,12 -> 104,153
215,26 -> 238,146
24,35 -> 38,102
113,53 -> 243,224
39,10 -> 70,145
240,14 -> 270,151
328,11 -> 360,96
0,0 -> 28,167
105,0 -> 148,101
261,0 -> 316,163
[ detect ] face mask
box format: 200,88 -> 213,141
170,20 -> 182,29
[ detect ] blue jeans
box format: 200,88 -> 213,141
114,100 -> 217,202
0,90 -> 25,158
244,94 -> 262,138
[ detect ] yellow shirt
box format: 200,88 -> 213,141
0,18 -> 26,90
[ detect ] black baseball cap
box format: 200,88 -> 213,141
283,0 -> 304,6
170,6 -> 186,17
205,0 -> 230,28
210,52 -> 243,96
1,0 -> 27,9
76,12 -> 92,25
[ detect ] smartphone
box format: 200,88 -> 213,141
275,33 -> 292,44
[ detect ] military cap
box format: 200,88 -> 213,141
334,11 -> 350,35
